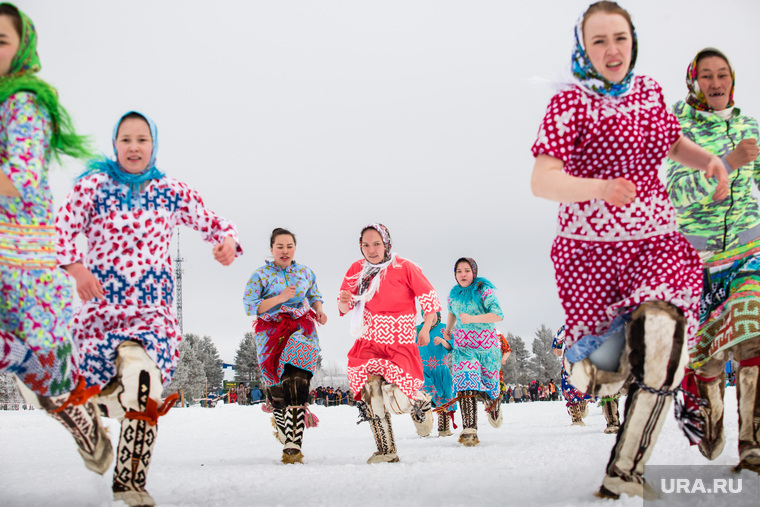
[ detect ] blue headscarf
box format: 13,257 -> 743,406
571,10 -> 638,97
450,257 -> 496,311
78,111 -> 164,208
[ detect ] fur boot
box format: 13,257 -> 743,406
267,365 -> 312,462
438,411 -> 452,437
695,371 -> 726,460
271,409 -> 287,445
568,402 -> 585,426
735,359 -> 760,473
363,376 -> 399,463
458,391 -> 479,446
282,407 -> 306,464
110,341 -> 166,507
602,398 -> 620,434
15,376 -> 113,475
112,371 -> 158,507
599,301 -> 688,500
486,397 -> 503,428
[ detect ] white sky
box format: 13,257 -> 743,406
19,0 -> 760,367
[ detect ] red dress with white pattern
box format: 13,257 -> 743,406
531,76 -> 702,349
340,256 -> 442,399
56,173 -> 241,389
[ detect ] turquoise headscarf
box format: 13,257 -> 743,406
78,111 -> 164,208
570,9 -> 638,97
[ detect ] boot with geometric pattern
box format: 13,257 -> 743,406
438,411 -> 452,437
364,375 -> 399,463
458,390 -> 479,446
271,408 -> 287,445
282,406 -> 306,464
112,370 -> 158,507
15,376 -> 113,475
367,412 -> 399,463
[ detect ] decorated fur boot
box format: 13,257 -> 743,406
112,371 -> 159,507
735,357 -> 760,474
568,402 -> 585,426
485,396 -> 503,428
109,342 -> 176,507
458,390 -> 479,446
364,375 -> 399,463
601,397 -> 620,434
598,301 -> 687,501
271,408 -> 287,445
16,376 -> 113,475
438,411 -> 453,437
267,365 -> 314,463
694,371 -> 725,460
282,407 -> 306,464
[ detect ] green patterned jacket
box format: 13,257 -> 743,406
666,101 -> 760,252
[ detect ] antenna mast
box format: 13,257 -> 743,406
175,230 -> 186,336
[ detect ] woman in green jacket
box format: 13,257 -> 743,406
666,47 -> 760,474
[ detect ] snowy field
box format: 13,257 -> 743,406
0,388 -> 756,507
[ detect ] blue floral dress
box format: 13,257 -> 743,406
243,260 -> 323,386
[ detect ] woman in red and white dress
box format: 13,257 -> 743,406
338,223 -> 441,463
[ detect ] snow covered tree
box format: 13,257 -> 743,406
501,333 -> 533,384
234,332 -> 263,385
529,324 -> 562,383
166,336 -> 206,404
196,335 -> 224,393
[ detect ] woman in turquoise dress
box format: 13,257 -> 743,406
444,257 -> 503,446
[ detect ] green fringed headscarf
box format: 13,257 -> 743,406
0,3 -> 91,161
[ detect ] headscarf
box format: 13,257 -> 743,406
348,223 -> 396,337
0,3 -> 91,161
454,257 -> 478,281
78,111 -> 164,209
449,257 -> 496,311
357,223 -> 393,295
570,9 -> 638,97
685,47 -> 735,112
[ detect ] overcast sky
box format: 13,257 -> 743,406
20,0 -> 760,369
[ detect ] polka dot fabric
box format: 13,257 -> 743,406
532,76 -> 702,348
532,77 -> 683,242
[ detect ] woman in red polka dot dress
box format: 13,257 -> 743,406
530,1 -> 729,500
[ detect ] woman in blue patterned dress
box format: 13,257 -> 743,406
444,257 -> 503,446
417,311 -> 457,437
243,227 -> 327,464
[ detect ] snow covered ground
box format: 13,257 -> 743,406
0,387 -> 756,507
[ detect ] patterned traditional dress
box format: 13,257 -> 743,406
417,321 -> 456,411
341,256 -> 441,400
667,100 -> 760,368
56,173 -> 241,389
552,326 -> 593,404
243,260 -> 322,386
448,281 -> 503,400
531,76 -> 702,355
0,92 -> 76,397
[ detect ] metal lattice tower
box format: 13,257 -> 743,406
174,230 -> 186,336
